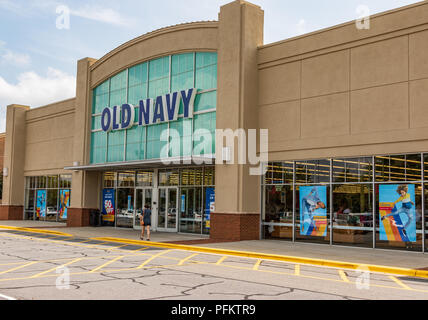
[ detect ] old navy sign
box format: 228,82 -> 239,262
101,88 -> 197,133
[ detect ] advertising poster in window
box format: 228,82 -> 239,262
205,188 -> 215,230
379,184 -> 416,243
300,186 -> 328,237
59,190 -> 70,220
102,189 -> 116,223
36,190 -> 47,219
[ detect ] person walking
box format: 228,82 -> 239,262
140,205 -> 152,241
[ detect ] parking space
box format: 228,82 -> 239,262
0,230 -> 427,300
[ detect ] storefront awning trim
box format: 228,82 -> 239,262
64,155 -> 216,171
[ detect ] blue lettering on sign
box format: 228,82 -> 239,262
112,106 -> 120,130
101,88 -> 196,133
153,96 -> 165,124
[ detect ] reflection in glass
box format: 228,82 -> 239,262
180,188 -> 203,234
263,186 -> 293,240
167,189 -> 178,230
116,188 -> 134,228
158,189 -> 166,229
332,184 -> 373,248
46,190 -> 58,222
25,189 -> 35,221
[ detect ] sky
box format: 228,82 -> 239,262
0,0 -> 420,132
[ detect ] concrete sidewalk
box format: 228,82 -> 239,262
1,221 -> 427,271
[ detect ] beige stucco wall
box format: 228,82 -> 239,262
258,1 -> 428,162
90,22 -> 218,89
24,99 -> 75,176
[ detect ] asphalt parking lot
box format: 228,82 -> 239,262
0,229 -> 427,300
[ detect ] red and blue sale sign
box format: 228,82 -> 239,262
102,189 -> 115,222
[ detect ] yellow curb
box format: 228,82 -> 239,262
0,225 -> 73,237
92,237 -> 428,280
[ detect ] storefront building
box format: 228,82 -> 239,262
1,0 -> 428,252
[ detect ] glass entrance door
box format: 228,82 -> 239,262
157,187 -> 178,232
134,188 -> 153,229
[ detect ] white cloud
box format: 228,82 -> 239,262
70,5 -> 136,27
1,50 -> 31,67
0,41 -> 31,67
0,68 -> 76,132
0,0 -> 22,15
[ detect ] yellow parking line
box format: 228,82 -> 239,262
178,253 -> 199,266
31,258 -> 82,278
389,276 -> 412,290
216,256 -> 227,266
339,270 -> 350,283
0,261 -> 39,276
137,250 -> 172,269
210,262 -> 428,293
90,256 -> 126,273
253,259 -> 262,271
295,265 -> 300,276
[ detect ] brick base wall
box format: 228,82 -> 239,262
0,206 -> 24,221
67,208 -> 92,228
210,213 -> 260,241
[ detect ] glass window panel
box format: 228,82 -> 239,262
405,154 -> 422,182
38,176 -> 47,189
179,187 -> 203,234
92,79 -> 110,114
193,112 -> 216,156
295,185 -> 331,245
263,185 -> 293,241
171,53 -> 194,93
194,91 -> 216,113
118,172 -> 135,188
128,63 -> 148,87
91,131 -> 107,164
60,175 -> 72,189
196,52 -> 217,68
146,123 -> 168,159
305,160 -> 330,184
148,57 -> 170,98
104,172 -> 116,188
376,183 -> 423,252
195,64 -> 217,91
169,118 -> 192,157
137,171 -> 153,187
116,188 -> 134,228
107,130 -> 125,163
344,159 -> 359,183
126,125 -> 146,161
92,92 -> 109,115
264,163 -> 274,185
46,190 -> 58,222
92,116 -> 102,131
333,160 -> 346,183
375,156 -> 390,182
204,167 -> 215,186
47,176 -> 58,189
359,157 -> 373,182
389,155 -> 406,182
424,154 -> 428,182
25,189 -> 35,220
195,52 -> 217,91
159,170 -> 179,186
295,162 -> 307,184
332,184 -> 373,248
424,183 -> 428,253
